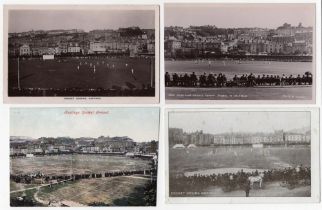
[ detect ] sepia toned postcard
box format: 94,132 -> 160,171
164,3 -> 316,104
165,108 -> 320,203
10,107 -> 159,207
3,5 -> 160,104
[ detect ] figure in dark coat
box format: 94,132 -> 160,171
245,180 -> 251,197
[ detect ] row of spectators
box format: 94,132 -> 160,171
10,169 -> 152,184
170,166 -> 311,193
165,72 -> 313,87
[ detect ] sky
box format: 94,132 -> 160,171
10,108 -> 159,142
9,9 -> 155,33
169,111 -> 310,134
165,3 -> 315,28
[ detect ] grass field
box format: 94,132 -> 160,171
37,176 -> 149,205
8,57 -> 154,90
10,155 -> 153,206
165,60 -> 313,79
10,181 -> 40,192
169,145 -> 311,175
11,154 -> 150,176
202,182 -> 310,197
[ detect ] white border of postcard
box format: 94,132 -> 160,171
165,107 -> 320,203
3,4 -> 160,104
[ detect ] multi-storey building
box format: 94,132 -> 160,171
68,43 -> 81,53
19,44 -> 31,56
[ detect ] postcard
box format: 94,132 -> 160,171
164,3 -> 316,103
3,5 -> 160,104
165,108 -> 320,203
10,107 -> 159,206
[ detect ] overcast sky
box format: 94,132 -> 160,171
165,3 -> 315,28
10,108 -> 159,142
9,9 -> 155,33
169,111 -> 310,134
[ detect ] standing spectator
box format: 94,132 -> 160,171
245,180 -> 251,197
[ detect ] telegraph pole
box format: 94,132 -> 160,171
17,56 -> 20,90
150,57 -> 154,88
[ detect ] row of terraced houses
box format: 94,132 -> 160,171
169,128 -> 311,146
165,23 -> 313,57
10,136 -> 158,156
9,27 -> 155,57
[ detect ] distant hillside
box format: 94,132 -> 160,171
10,136 -> 35,141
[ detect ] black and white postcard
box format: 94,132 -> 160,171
164,3 -> 315,103
3,5 -> 159,104
166,108 -> 319,203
